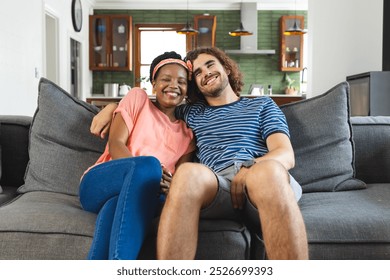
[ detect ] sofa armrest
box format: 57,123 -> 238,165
351,116 -> 390,184
0,115 -> 32,188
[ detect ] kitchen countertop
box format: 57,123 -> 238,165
87,94 -> 305,107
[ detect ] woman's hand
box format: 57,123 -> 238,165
160,166 -> 172,195
90,103 -> 118,139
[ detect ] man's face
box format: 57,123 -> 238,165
192,53 -> 230,98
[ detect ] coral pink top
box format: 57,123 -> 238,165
90,88 -> 194,174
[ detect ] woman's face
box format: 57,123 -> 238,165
152,63 -> 188,107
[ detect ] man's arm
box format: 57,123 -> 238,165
257,132 -> 295,170
231,132 -> 295,209
90,103 -> 118,139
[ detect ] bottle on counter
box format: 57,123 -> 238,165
267,85 -> 272,95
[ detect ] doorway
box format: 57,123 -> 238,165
70,38 -> 82,99
44,12 -> 59,84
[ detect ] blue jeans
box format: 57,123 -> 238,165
79,156 -> 162,260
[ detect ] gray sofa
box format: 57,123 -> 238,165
0,78 -> 389,259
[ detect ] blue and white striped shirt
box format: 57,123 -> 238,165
176,97 -> 290,172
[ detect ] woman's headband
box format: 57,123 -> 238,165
152,58 -> 193,82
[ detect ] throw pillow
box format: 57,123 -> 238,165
280,82 -> 366,193
18,78 -> 107,196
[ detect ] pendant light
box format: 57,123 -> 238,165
177,0 -> 198,35
284,0 -> 307,36
229,1 -> 253,37
229,22 -> 253,37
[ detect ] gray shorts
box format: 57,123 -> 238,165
200,165 -> 302,231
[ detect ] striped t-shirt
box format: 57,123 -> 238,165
176,97 -> 290,172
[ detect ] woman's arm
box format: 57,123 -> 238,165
175,138 -> 196,169
107,113 -> 132,159
90,103 -> 118,139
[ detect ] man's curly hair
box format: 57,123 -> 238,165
184,47 -> 244,104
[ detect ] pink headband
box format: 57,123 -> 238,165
152,58 -> 193,81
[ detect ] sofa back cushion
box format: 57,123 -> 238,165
18,78 -> 107,196
0,116 -> 32,190
280,82 -> 366,193
351,116 -> 390,183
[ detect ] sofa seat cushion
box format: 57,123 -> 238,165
18,78 -> 106,196
281,82 -> 366,193
139,218 -> 252,260
0,186 -> 18,205
299,184 -> 390,259
0,191 -> 96,259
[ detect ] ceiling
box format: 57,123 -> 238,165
92,0 -> 308,11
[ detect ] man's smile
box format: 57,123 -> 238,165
203,74 -> 218,86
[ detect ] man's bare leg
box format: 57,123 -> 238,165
245,160 -> 308,259
157,163 -> 218,259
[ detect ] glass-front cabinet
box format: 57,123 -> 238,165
193,15 -> 216,48
279,15 -> 304,72
89,15 -> 133,71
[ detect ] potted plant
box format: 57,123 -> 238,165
284,74 -> 297,95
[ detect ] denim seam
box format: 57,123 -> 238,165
111,161 -> 136,259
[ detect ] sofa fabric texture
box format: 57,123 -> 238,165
281,82 -> 366,193
0,191 -> 95,259
1,78 -> 390,259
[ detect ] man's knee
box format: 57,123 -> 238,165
245,160 -> 291,204
169,163 -> 217,204
248,159 -> 288,182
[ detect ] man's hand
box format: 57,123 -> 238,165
90,103 -> 118,139
231,167 -> 250,209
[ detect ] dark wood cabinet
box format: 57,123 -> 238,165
280,15 -> 304,72
89,15 -> 133,71
193,15 -> 216,48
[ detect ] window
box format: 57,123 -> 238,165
135,24 -> 192,94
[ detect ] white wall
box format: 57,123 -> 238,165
0,0 -> 93,116
308,0 -> 383,96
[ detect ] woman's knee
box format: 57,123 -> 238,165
80,156 -> 162,211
